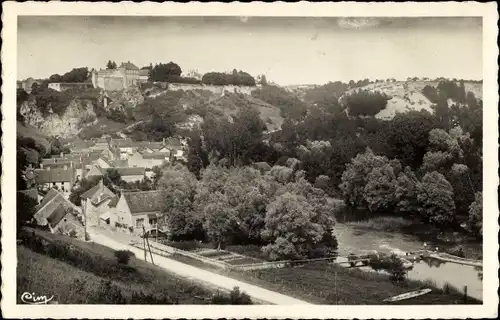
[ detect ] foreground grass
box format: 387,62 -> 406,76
169,253 -> 481,305
17,228 -> 217,304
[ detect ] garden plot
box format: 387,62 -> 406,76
196,249 -> 264,266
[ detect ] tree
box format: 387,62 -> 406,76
416,171 -> 456,227
149,62 -> 182,82
105,168 -> 123,185
223,167 -> 275,244
468,191 -> 482,237
202,191 -> 238,249
106,60 -> 117,69
48,74 -> 63,83
388,110 -> 436,169
61,67 -> 90,83
157,164 -> 203,241
395,166 -> 420,214
339,148 -> 390,209
186,132 -> 209,178
364,164 -> 397,213
345,89 -> 389,117
17,192 -> 38,233
261,192 -> 337,261
258,74 -> 268,86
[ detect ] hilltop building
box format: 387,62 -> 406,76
91,62 -> 142,91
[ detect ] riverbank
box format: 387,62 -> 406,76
342,217 -> 482,260
167,253 -> 481,305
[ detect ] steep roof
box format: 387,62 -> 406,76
112,159 -> 128,167
37,188 -> 60,209
120,62 -> 139,70
35,168 -> 76,183
34,189 -> 78,226
122,191 -> 168,214
142,152 -> 169,160
80,179 -> 115,200
115,167 -> 146,176
164,137 -> 181,147
46,204 -> 82,229
108,196 -> 119,208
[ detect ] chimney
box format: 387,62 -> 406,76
162,138 -> 165,145
64,165 -> 68,170
40,163 -> 44,169
99,178 -> 104,193
60,152 -> 64,158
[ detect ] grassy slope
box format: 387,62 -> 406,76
17,229 -> 216,304
205,92 -> 284,131
17,121 -> 51,150
168,253 -> 480,305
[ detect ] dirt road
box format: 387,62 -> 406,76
88,230 -> 311,305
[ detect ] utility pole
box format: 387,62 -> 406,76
335,270 -> 338,305
83,199 -> 88,241
143,227 -> 147,262
143,225 -> 155,265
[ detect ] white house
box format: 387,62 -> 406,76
35,167 -> 76,197
114,190 -> 168,233
80,179 -> 118,227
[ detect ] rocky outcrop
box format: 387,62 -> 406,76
19,97 -> 97,138
106,87 -> 144,110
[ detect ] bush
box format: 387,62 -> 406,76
446,245 -> 465,258
115,250 -> 135,265
211,287 -> 253,305
348,253 -> 358,267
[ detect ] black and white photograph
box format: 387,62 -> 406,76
1,2 -> 498,319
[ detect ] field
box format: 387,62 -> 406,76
17,228 -> 216,304
168,253 -> 481,305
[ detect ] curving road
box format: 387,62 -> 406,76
88,230 -> 311,305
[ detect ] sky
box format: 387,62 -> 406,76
17,16 -> 483,85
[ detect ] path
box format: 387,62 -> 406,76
88,230 -> 311,305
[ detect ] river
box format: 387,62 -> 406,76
333,223 -> 483,301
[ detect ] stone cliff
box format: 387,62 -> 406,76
19,96 -> 97,138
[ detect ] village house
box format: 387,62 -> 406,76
35,167 -> 76,197
109,139 -> 136,160
40,161 -> 84,182
115,167 -> 146,182
127,151 -> 169,169
86,164 -> 105,179
80,179 -> 117,227
114,190 -> 168,233
93,138 -> 110,151
33,189 -> 85,239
